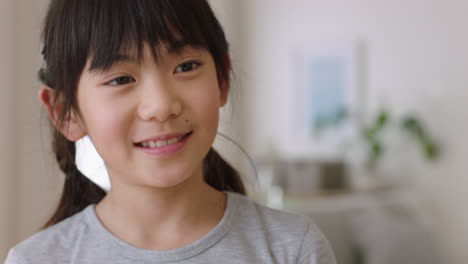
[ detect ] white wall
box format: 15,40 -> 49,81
0,0 -> 59,261
209,0 -> 257,186
237,0 -> 468,263
12,0 -> 63,242
0,0 -> 14,259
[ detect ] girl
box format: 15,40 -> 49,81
5,0 -> 336,263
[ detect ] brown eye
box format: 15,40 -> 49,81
174,61 -> 201,73
107,76 -> 135,86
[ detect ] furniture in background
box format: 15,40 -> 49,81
280,188 -> 441,264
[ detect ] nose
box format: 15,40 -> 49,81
137,78 -> 182,122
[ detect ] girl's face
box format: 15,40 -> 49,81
74,44 -> 228,190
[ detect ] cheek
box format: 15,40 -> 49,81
79,98 -> 131,150
95,111 -> 127,138
188,78 -> 220,117
190,84 -> 221,131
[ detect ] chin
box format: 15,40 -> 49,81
143,171 -> 197,189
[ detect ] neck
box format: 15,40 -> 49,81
94,170 -> 226,250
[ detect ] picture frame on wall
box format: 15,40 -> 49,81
286,40 -> 364,160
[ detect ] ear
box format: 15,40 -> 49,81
38,86 -> 86,142
219,79 -> 229,107
219,54 -> 231,107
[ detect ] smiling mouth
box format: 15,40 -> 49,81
134,131 -> 193,148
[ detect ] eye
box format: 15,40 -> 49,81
174,61 -> 201,74
106,76 -> 135,86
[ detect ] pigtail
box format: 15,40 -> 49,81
42,131 -> 106,229
39,60 -> 107,229
203,148 -> 246,195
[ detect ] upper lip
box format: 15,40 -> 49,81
135,131 -> 192,143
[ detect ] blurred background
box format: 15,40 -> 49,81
1,0 -> 468,263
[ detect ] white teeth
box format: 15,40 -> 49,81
167,138 -> 178,145
140,135 -> 185,149
156,141 -> 168,147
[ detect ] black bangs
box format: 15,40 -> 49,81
88,0 -> 211,72
41,0 -> 229,118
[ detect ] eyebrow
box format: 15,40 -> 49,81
88,42 -> 202,73
87,54 -> 139,73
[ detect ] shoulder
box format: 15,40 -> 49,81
228,192 -> 336,263
6,206 -> 92,263
230,192 -> 314,235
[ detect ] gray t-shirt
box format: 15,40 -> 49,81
5,192 -> 336,264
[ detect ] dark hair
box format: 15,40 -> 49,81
40,0 -> 245,229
